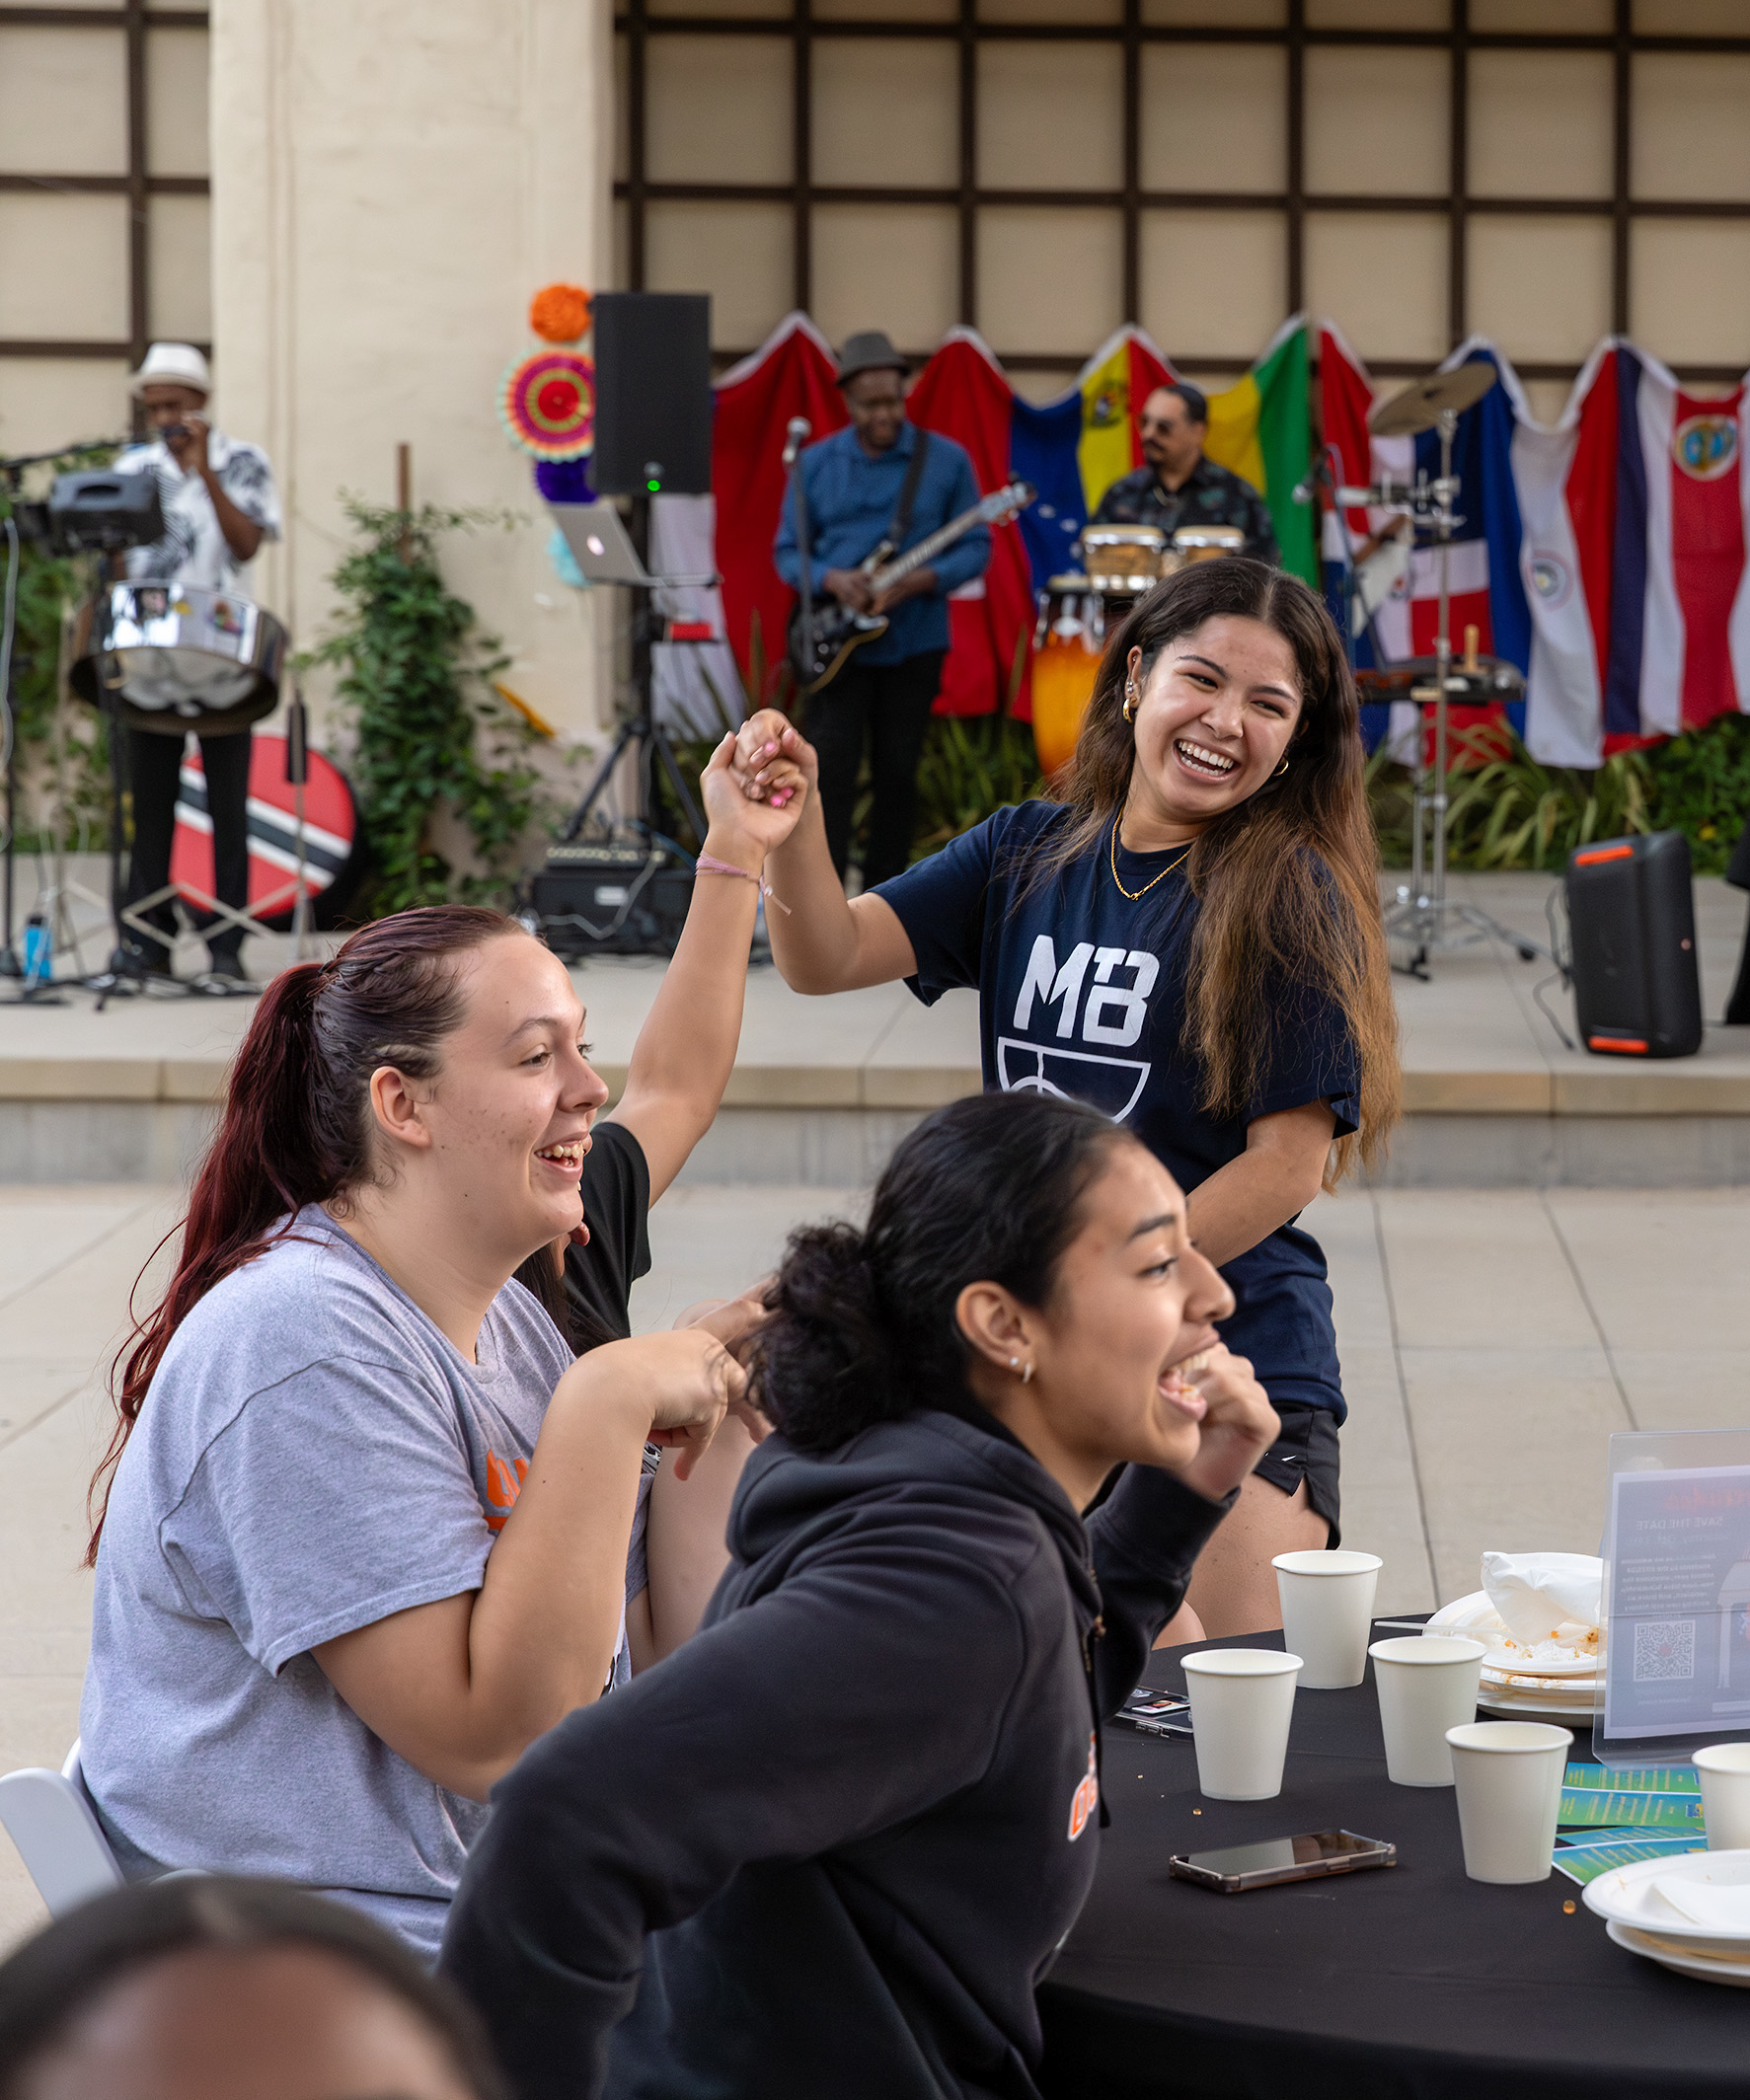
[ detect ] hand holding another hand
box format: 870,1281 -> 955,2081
731,712 -> 818,812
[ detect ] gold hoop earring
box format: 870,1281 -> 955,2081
1122,684 -> 1137,723
1272,754 -> 1290,778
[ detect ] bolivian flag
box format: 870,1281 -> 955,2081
1202,314 -> 1318,585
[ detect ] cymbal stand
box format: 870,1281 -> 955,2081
1380,408 -> 1550,978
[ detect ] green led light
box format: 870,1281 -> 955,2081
646,478 -> 661,491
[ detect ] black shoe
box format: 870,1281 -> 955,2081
108,943 -> 173,981
192,965 -> 259,997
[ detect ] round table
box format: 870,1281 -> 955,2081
1037,1625 -> 1748,2100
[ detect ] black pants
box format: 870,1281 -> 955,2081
121,726 -> 252,970
805,649 -> 945,888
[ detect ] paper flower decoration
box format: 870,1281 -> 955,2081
529,282 -> 591,344
499,348 -> 595,461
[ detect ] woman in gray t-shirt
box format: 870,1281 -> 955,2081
80,739 -> 806,1958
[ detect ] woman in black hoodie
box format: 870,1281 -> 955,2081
441,1088 -> 1279,2100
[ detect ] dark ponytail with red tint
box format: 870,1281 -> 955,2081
87,905 -> 519,1563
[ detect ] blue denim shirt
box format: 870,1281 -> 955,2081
773,421 -> 990,665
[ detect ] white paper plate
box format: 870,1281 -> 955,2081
1607,1918 -> 1750,1988
1583,1849 -> 1750,1954
1477,1692 -> 1594,1723
1427,1591 -> 1601,1677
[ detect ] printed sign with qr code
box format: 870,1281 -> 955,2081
1633,1620 -> 1696,1683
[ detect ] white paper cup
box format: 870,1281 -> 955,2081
1180,1648 -> 1303,1801
1444,1720 -> 1572,1884
1694,1743 -> 1750,1850
1369,1636 -> 1486,1787
1271,1549 -> 1383,1688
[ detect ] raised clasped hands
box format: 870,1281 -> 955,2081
699,727 -> 808,862
731,710 -> 817,812
1164,1343 -> 1280,1508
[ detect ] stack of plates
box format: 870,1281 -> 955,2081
1584,1852 -> 1750,1988
1424,1591 -> 1601,1722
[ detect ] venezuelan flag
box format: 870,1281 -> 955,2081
1202,315 -> 1318,584
1076,326 -> 1175,514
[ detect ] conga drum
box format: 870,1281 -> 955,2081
1031,576 -> 1107,781
1079,525 -> 1168,595
1167,523 -> 1246,569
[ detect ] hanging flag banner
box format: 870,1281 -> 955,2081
1203,315 -> 1319,587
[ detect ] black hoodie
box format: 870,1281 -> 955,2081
439,1410 -> 1232,2100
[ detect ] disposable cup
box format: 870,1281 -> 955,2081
1272,1550 -> 1383,1688
1694,1743 -> 1750,1851
1444,1720 -> 1572,1883
1369,1636 -> 1486,1787
1180,1648 -> 1302,1801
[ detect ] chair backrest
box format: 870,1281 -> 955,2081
0,1742 -> 124,1918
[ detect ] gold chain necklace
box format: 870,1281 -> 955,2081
1108,819 -> 1191,901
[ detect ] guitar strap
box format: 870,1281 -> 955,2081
881,427 -> 932,558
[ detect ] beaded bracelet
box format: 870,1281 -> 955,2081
695,854 -> 792,914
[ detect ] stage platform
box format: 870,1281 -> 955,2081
1,862 -> 1747,1187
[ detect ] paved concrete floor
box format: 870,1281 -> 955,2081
3,1178 -> 1747,1954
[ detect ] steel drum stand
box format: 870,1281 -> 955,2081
1378,407 -> 1550,981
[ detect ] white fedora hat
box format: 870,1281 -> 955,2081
131,342 -> 211,395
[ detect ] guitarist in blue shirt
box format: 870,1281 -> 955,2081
774,329 -> 991,887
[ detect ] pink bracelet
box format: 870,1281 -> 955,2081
695,854 -> 792,914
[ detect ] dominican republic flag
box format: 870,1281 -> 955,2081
1514,340 -> 1750,767
1320,327 -> 1531,755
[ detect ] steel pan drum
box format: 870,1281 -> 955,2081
72,582 -> 287,737
1079,525 -> 1168,595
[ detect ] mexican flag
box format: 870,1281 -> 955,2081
1202,315 -> 1318,584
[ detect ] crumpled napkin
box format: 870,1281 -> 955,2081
1481,1551 -> 1603,1647
1653,1877 -> 1750,1933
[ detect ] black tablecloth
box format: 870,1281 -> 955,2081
1037,1624 -> 1748,2100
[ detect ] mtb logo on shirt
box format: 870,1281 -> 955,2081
998,935 -> 1158,1123
1067,1732 -> 1100,1841
484,1450 -> 528,1534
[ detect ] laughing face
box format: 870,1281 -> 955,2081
1122,614 -> 1304,846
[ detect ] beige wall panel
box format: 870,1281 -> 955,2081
1631,220 -> 1750,367
1144,0 -> 1284,21
815,0 -> 955,19
1305,211 -> 1448,363
1307,0 -> 1448,24
148,194 -> 212,342
978,42 -> 1123,192
615,31 -> 629,186
0,195 -> 128,338
1520,377 -> 1572,427
1473,0 -> 1608,24
146,28 -> 210,179
0,359 -> 130,457
1635,0 -> 1750,28
1140,210 -> 1285,361
1005,366 -> 1076,405
647,35 -> 792,186
978,207 -> 1121,355
813,39 -> 957,189
980,0 -> 1121,20
0,27 -> 126,176
1468,216 -> 1612,365
1140,44 -> 1286,194
1468,51 -> 1612,199
1633,55 -> 1750,204
1305,48 -> 1449,197
649,0 -> 789,14
812,205 -> 957,351
647,201 -> 792,348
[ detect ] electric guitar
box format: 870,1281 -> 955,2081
788,480 -> 1035,694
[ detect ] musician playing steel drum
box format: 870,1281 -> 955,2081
110,341 -> 282,987
774,329 -> 991,891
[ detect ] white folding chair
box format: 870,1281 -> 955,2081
0,1741 -> 124,1918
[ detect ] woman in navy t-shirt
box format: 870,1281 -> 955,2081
734,558 -> 1400,1638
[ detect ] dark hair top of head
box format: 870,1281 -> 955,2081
751,1090 -> 1129,1455
0,1876 -> 506,2100
1151,382 -> 1207,426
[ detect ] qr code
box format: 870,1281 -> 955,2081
1634,1620 -> 1696,1683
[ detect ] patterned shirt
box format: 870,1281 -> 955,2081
1092,453 -> 1278,565
114,431 -> 281,595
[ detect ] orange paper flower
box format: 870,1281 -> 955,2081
529,282 -> 591,344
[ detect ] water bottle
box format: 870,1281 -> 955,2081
22,912 -> 50,987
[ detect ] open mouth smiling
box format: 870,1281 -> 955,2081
1174,738 -> 1239,781
534,1139 -> 589,1176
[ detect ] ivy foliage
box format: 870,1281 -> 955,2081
306,498 -> 544,914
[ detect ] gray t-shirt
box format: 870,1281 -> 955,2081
80,1206 -> 640,1960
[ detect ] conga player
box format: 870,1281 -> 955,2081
111,342 -> 281,989
1094,383 -> 1279,566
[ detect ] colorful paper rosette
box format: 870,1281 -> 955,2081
498,348 -> 595,461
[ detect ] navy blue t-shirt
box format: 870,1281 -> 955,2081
875,799 -> 1359,1421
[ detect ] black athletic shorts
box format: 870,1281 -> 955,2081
1254,1399 -> 1341,1546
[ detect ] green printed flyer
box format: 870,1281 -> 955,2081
1553,1836 -> 1707,1888
1563,1762 -> 1701,1795
1557,1788 -> 1707,1830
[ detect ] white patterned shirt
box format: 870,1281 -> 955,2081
114,431 -> 281,595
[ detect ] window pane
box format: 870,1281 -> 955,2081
813,38 -> 957,189
811,205 -> 958,350
646,200 -> 793,348
1144,0 -> 1285,19
149,194 -> 211,341
1631,221 -> 1750,366
647,36 -> 793,186
147,27 -> 209,180
0,194 -> 128,338
1473,0 -> 1609,24
1307,0 -> 1448,23
0,26 -> 126,176
0,359 -> 131,457
1305,210 -> 1449,363
978,41 -> 1122,192
1634,0 -> 1750,28
977,207 -> 1122,355
1468,217 -> 1612,364
980,0 -> 1121,19
1469,52 -> 1613,200
1141,210 -> 1286,361
615,31 -> 629,188
1633,54 -> 1750,204
1141,44 -> 1286,195
648,0 -> 791,15
815,0 -> 955,17
1305,49 -> 1449,198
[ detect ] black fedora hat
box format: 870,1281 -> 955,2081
836,330 -> 909,386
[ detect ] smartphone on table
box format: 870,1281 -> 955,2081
1168,1830 -> 1396,1893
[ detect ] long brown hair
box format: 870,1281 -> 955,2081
1038,558 -> 1400,1185
89,906 -> 522,1564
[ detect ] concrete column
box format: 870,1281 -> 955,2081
208,0 -> 616,745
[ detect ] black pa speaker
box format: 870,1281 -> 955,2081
1566,830 -> 1703,1059
529,844 -> 695,959
591,292 -> 713,497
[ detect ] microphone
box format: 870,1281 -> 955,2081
782,416 -> 811,468
1291,451 -> 1332,505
